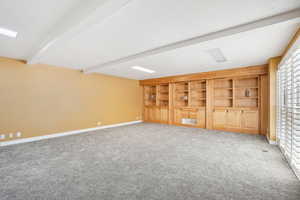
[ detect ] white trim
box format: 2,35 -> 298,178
0,120 -> 142,147
266,136 -> 277,145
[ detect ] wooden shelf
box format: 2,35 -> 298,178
236,97 -> 258,99
190,106 -> 206,108
213,79 -> 233,108
233,77 -> 259,108
214,87 -> 233,90
189,80 -> 207,108
235,87 -> 258,89
215,97 -> 233,99
144,85 -> 157,106
191,90 -> 206,93
157,84 -> 169,107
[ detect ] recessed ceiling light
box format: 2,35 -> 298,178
0,27 -> 18,38
206,48 -> 227,63
132,66 -> 155,73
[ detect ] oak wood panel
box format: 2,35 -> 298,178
206,80 -> 214,129
260,75 -> 268,135
144,106 -> 149,121
213,108 -> 259,132
149,107 -> 156,121
213,127 -> 260,134
140,65 -> 267,85
213,109 -> 227,129
143,65 -> 266,135
160,107 -> 169,123
169,83 -> 174,124
226,110 -> 241,129
268,57 -> 281,141
241,110 -> 259,131
197,109 -> 206,128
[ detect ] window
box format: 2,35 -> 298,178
277,48 -> 300,179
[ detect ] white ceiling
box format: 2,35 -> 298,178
0,0 -> 300,80
95,20 -> 300,79
0,0 -> 81,59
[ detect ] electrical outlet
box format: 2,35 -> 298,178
16,132 -> 21,137
97,121 -> 102,126
0,134 -> 5,140
136,116 -> 141,120
9,133 -> 13,138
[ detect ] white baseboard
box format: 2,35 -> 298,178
266,136 -> 277,145
0,120 -> 143,147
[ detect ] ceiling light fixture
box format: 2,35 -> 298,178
132,66 -> 155,73
0,27 -> 18,38
206,48 -> 227,63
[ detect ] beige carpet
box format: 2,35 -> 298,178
1,123 -> 299,200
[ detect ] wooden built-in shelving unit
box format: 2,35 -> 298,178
213,77 -> 259,108
234,77 -> 259,108
214,79 -> 233,108
143,84 -> 169,123
212,76 -> 260,133
141,65 -> 268,135
144,85 -> 156,106
174,82 -> 189,107
189,80 -> 206,107
158,84 -> 169,107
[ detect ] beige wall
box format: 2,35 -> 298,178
0,57 -> 142,141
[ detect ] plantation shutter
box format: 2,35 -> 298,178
292,50 -> 300,172
277,48 -> 300,179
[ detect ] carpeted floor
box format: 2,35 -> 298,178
0,123 -> 300,200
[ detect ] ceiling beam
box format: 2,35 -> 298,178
27,0 -> 133,65
84,8 -> 300,74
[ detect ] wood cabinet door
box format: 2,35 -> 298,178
154,107 -> 161,121
148,107 -> 156,121
197,109 -> 206,128
174,109 -> 181,124
160,107 -> 169,123
144,107 -> 150,121
213,110 -> 227,128
226,110 -> 241,129
241,110 -> 259,130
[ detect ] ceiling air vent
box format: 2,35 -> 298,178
206,48 -> 227,63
